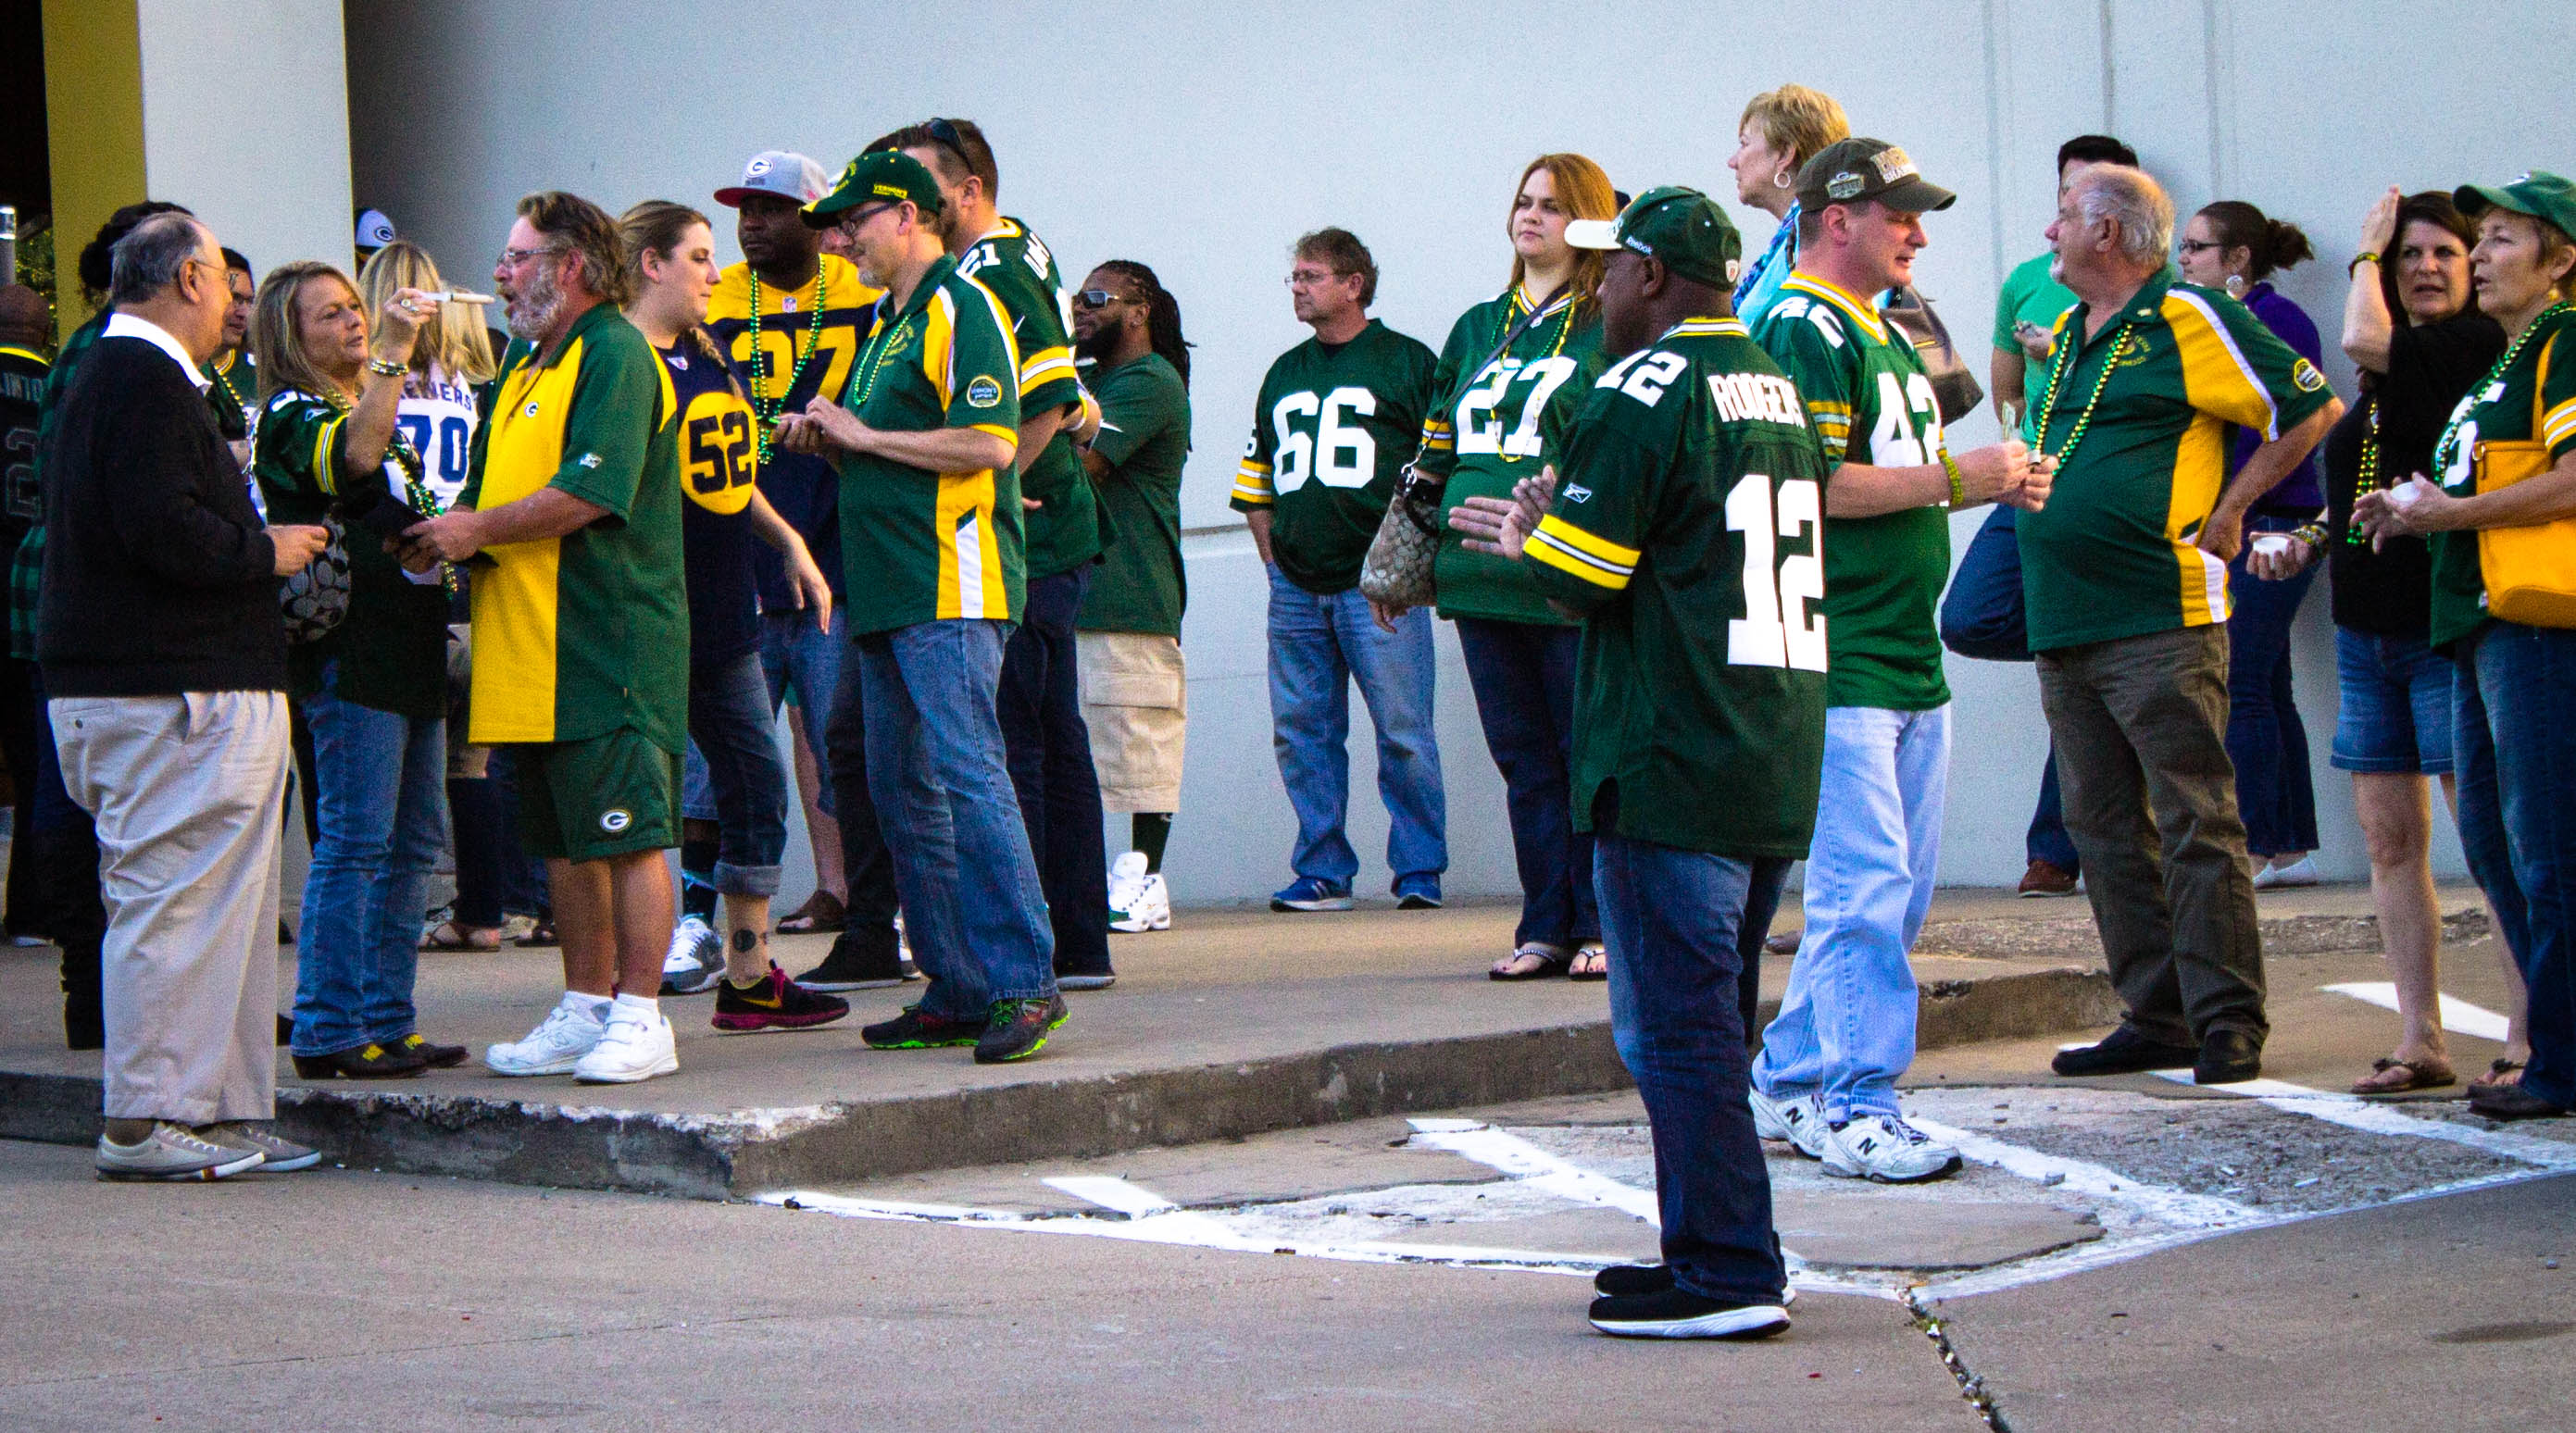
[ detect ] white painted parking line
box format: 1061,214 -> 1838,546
1405,1118 -> 1661,1222
2322,982 -> 2512,1041
2149,1072 -> 2576,1167
1905,1115 -> 2264,1228
1042,1175 -> 1181,1218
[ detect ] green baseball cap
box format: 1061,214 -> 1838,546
1564,185 -> 1744,290
2455,170 -> 2576,241
802,149 -> 944,228
1795,138 -> 1957,214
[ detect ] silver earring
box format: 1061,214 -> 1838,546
1773,169 -> 1794,191
2224,274 -> 2247,299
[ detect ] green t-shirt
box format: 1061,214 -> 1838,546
459,304 -> 689,752
1994,252 -> 2078,438
1756,273 -> 1953,711
1075,352 -> 1192,637
2016,276 -> 2335,653
2427,308 -> 2576,652
1524,317 -> 1830,859
1231,318 -> 1436,594
1418,287 -> 1605,626
833,254 -> 1028,635
958,218 -> 1102,580
253,389 -> 450,717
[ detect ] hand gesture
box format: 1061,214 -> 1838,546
2017,451 -> 2057,512
2246,531 -> 2318,580
2360,185 -> 2404,258
787,545 -> 835,633
397,510 -> 482,572
1954,440 -> 2042,508
1449,465 -> 1557,559
267,523 -> 331,577
2353,475 -> 2451,549
372,287 -> 436,369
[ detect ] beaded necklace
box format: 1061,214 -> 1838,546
1496,284 -> 1579,362
2431,300 -> 2571,482
747,264 -> 830,463
314,383 -> 456,595
2342,395 -> 2385,546
844,298 -> 910,415
2028,308 -> 2132,469
211,355 -> 252,420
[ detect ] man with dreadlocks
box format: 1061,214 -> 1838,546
1069,260 -> 1194,935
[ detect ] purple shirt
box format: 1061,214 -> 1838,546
2230,281 -> 2325,512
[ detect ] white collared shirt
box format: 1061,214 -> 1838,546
104,311 -> 210,392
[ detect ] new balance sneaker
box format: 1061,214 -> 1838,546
574,999 -> 679,1084
95,1122 -> 265,1182
975,993 -> 1069,1064
1108,854 -> 1171,933
713,966 -> 851,1033
199,1122 -> 322,1173
1819,1114 -> 1962,1183
1751,1087 -> 1830,1159
1394,874 -> 1444,910
861,1003 -> 986,1050
660,916 -> 723,995
795,927 -> 908,991
1269,877 -> 1354,912
484,996 -> 607,1077
1588,1288 -> 1791,1340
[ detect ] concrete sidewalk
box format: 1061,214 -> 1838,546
0,883 -> 2468,1197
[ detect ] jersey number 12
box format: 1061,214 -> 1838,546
1724,471 -> 1826,671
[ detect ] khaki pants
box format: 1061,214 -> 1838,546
1078,631 -> 1186,812
52,692 -> 290,1124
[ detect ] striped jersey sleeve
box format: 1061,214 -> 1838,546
2541,331 -> 2576,458
2164,286 -> 2333,440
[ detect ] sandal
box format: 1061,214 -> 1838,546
778,890 -> 847,934
420,919 -> 502,953
2350,1055 -> 2455,1095
513,920 -> 558,949
1490,942 -> 1572,981
2471,1058 -> 2526,1090
1569,941 -> 1609,982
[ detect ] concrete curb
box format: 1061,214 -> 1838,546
2,966 -> 2111,1199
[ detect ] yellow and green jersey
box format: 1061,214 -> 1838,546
1417,286 -> 1605,626
2428,306 -> 2576,650
1756,272 -> 1953,711
834,253 -> 1026,635
459,303 -> 689,751
1525,317 -> 1831,860
957,218 -> 1101,580
2016,275 -> 2335,652
1231,318 -> 1436,594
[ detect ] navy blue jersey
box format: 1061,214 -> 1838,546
662,339 -> 762,672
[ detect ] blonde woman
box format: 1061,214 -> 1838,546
1727,83 -> 1851,326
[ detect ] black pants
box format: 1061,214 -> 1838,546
26,664 -> 106,1047
0,654 -> 46,938
999,569 -> 1112,978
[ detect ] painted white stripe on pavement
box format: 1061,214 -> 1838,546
2151,1072 -> 2576,1166
1405,1119 -> 1662,1222
1905,1115 -> 2265,1228
1043,1176 -> 1182,1218
2322,981 -> 2513,1042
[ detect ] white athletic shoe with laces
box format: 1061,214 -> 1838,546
1750,1087 -> 1830,1159
1819,1113 -> 1963,1183
661,916 -> 722,994
1107,853 -> 1172,933
573,1002 -> 679,1084
485,997 -> 606,1077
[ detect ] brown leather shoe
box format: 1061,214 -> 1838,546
2018,859 -> 2078,897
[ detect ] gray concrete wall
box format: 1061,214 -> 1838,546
343,0 -> 2573,903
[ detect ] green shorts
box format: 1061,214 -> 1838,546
511,728 -> 682,862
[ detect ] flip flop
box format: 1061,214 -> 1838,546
2350,1056 -> 2455,1096
1569,941 -> 1609,982
513,920 -> 558,949
420,919 -> 502,952
1490,943 -> 1572,981
2471,1058 -> 2526,1090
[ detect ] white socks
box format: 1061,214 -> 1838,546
611,991 -> 659,1020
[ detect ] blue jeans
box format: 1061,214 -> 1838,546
2225,515 -> 2320,856
1595,828 -> 1790,1305
681,650 -> 788,896
2030,747 -> 2080,873
1455,617 -> 1594,946
1264,567 -> 1445,888
2455,621 -> 2576,1106
999,569 -> 1112,978
857,618 -> 1057,1016
292,665 -> 447,1057
760,608 -> 843,816
2332,628 -> 2456,775
1754,704 -> 1949,1119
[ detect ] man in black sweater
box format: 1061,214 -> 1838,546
37,212 -> 331,1181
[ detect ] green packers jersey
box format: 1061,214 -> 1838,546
1418,287 -> 1605,626
254,388 -> 450,716
1075,352 -> 1193,637
2017,275 -> 2335,653
958,218 -> 1102,579
459,303 -> 689,751
834,253 -> 1027,635
1525,317 -> 1830,859
206,350 -> 256,442
1757,272 -> 1953,710
2428,307 -> 2576,651
1232,318 -> 1436,594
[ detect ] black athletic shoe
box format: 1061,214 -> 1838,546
796,928 -> 908,991
2051,1025 -> 2197,1078
2194,1028 -> 2262,1086
397,1032 -> 469,1068
973,994 -> 1068,1064
1588,1288 -> 1790,1340
1594,1264 -> 1675,1297
860,1004 -> 985,1050
714,966 -> 851,1033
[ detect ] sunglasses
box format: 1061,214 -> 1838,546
925,117 -> 976,175
1073,289 -> 1131,310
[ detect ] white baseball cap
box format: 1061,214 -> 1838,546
715,151 -> 831,207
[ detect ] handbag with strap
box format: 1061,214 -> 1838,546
2473,330 -> 2576,629
1359,293 -> 1569,608
1882,283 -> 1984,427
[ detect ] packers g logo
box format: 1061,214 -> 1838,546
2291,358 -> 2327,393
599,808 -> 632,834
966,375 -> 1003,408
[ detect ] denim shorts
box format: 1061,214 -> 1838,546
2331,627 -> 2457,775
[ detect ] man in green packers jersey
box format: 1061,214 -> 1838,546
1232,228 -> 1444,913
400,192 -> 694,1086
2019,165 -> 2340,1087
881,118 -> 1114,989
1454,186 -> 1822,1340
776,149 -> 1066,1064
1746,140 -> 2048,1184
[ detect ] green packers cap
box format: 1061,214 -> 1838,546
1564,185 -> 1744,289
802,149 -> 944,228
2455,170 -> 2576,241
1794,138 -> 1957,214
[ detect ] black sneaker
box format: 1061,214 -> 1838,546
860,1003 -> 985,1050
974,994 -> 1068,1065
1587,1288 -> 1790,1340
1594,1264 -> 1675,1297
796,928 -> 908,991
396,1032 -> 469,1068
713,966 -> 851,1033
2051,1025 -> 2197,1078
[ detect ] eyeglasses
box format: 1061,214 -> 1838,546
495,244 -> 566,269
924,117 -> 976,176
836,202 -> 899,234
1074,289 -> 1132,310
2177,239 -> 2223,255
1285,268 -> 1348,288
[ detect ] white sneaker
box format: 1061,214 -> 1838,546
95,1122 -> 266,1181
1751,1087 -> 1830,1159
2252,854 -> 2320,891
574,1001 -> 678,1084
485,997 -> 606,1077
660,916 -> 722,994
1819,1114 -> 1962,1183
1107,851 -> 1147,916
1111,857 -> 1171,934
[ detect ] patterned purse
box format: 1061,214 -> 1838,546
279,514 -> 352,644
